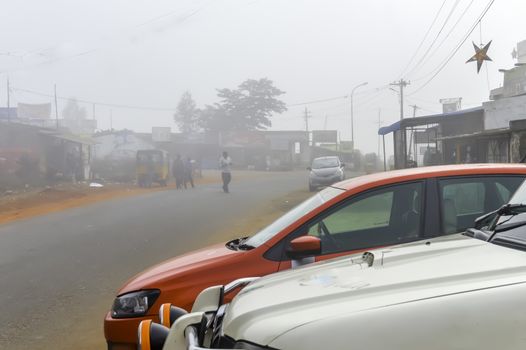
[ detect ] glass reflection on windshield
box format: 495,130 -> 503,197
244,186 -> 344,248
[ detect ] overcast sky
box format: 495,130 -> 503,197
1,0 -> 526,154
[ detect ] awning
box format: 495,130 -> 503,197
39,130 -> 97,145
378,106 -> 484,136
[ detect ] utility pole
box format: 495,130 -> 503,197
390,79 -> 410,120
6,78 -> 10,123
303,107 -> 311,133
410,104 -> 420,118
376,109 -> 383,158
323,114 -> 328,130
92,103 -> 96,120
110,109 -> 113,130
54,84 -> 59,129
408,105 -> 420,162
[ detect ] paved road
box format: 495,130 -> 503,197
0,171 -> 307,349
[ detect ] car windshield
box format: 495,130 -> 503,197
312,158 -> 339,169
483,181 -> 526,250
244,186 -> 345,248
508,180 -> 526,204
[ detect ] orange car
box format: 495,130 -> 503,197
105,164 -> 526,349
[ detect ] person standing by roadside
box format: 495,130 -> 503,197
219,151 -> 232,193
184,156 -> 195,188
172,154 -> 185,189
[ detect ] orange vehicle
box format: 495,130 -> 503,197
105,164 -> 526,349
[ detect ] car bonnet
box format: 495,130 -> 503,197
221,234 -> 526,346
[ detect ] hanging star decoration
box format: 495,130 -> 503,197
466,40 -> 492,73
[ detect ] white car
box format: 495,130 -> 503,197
142,185 -> 526,350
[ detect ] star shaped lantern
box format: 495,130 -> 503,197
466,41 -> 492,73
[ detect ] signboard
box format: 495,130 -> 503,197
312,130 -> 337,144
439,98 -> 462,113
17,103 -> 51,119
152,127 -> 171,142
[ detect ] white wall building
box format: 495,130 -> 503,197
484,39 -> 526,130
92,130 -> 154,160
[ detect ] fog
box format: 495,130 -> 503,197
2,0 -> 526,153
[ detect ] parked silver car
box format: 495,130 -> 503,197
308,156 -> 345,191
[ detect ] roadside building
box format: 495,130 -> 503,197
0,121 -> 95,187
378,107 -> 484,169
380,40 -> 526,169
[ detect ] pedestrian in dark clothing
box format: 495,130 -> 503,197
172,154 -> 185,189
184,156 -> 195,188
219,151 -> 232,193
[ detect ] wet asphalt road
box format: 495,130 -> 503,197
0,171 -> 306,349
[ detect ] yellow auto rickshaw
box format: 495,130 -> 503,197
136,149 -> 169,187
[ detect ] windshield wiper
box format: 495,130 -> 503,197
486,204 -> 526,241
225,236 -> 250,251
237,242 -> 255,250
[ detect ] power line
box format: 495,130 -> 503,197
410,0 -> 477,81
1,4 -> 209,76
287,95 -> 347,107
408,0 -> 497,96
405,0 -> 463,78
287,85 -> 389,108
13,87 -> 176,112
398,0 -> 448,78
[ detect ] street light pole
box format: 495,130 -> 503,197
350,82 -> 368,149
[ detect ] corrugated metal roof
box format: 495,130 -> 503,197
378,106 -> 484,136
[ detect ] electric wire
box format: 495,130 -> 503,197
408,0 -> 497,96
404,0 -> 463,79
13,87 -> 176,112
397,0 -> 448,79
410,0 -> 476,81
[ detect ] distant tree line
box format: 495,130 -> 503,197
173,78 -> 287,133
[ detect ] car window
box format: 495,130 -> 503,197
308,182 -> 423,255
244,186 -> 345,248
439,176 -> 525,234
312,158 -> 339,169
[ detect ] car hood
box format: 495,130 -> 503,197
118,242 -> 240,294
310,167 -> 340,176
222,234 -> 526,346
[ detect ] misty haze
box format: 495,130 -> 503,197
1,1 -> 526,349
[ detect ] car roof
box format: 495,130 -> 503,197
313,156 -> 339,160
334,164 -> 526,191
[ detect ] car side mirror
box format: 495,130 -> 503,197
287,236 -> 321,259
307,167 -> 312,171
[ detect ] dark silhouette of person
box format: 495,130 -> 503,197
172,154 -> 185,189
219,151 -> 232,193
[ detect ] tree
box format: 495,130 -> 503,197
62,98 -> 87,120
201,78 -> 287,132
174,91 -> 200,133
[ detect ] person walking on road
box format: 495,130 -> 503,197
219,151 -> 232,193
184,156 -> 195,188
172,154 -> 185,189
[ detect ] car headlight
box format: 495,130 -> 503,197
111,290 -> 160,318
